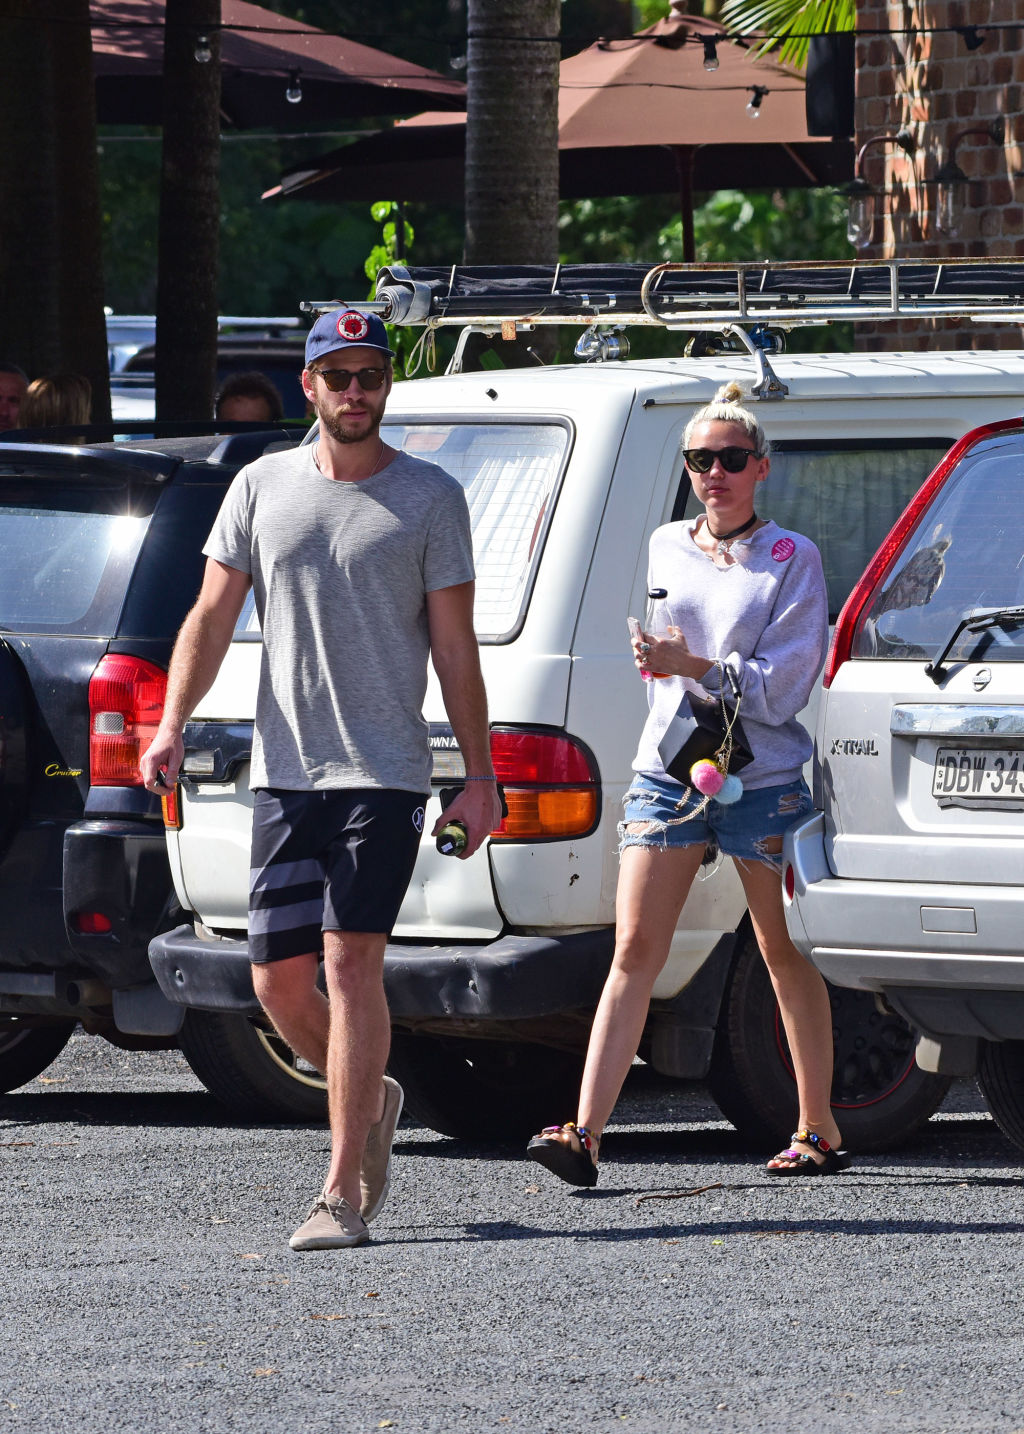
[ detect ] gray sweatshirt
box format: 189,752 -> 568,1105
632,518 -> 829,791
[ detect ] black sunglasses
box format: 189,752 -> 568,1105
683,446 -> 759,474
310,366 -> 388,392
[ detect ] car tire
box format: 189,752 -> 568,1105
178,1010 -> 327,1121
385,1030 -> 585,1142
977,1040 -> 1024,1154
0,1018 -> 76,1092
707,927 -> 951,1153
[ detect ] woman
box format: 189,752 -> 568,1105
19,372 -> 92,430
527,381 -> 845,1185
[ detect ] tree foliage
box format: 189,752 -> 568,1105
718,0 -> 855,68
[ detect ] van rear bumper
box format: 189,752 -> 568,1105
783,811 -> 1024,1039
149,924 -> 615,1020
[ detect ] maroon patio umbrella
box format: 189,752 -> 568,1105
90,0 -> 466,127
264,8 -> 850,257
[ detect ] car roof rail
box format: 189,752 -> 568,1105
302,258 -> 1024,332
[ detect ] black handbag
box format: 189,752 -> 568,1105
658,689 -> 753,783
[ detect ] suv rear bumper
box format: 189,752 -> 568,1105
783,811 -> 1024,1039
149,924 -> 615,1020
63,818 -> 176,988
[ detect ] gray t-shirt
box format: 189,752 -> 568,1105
632,518 -> 828,790
204,444 -> 475,793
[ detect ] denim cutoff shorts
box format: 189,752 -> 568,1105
619,772 -> 812,871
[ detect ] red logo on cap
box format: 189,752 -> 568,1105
772,537 -> 796,562
337,311 -> 370,342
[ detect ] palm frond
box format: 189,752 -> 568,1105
719,0 -> 855,69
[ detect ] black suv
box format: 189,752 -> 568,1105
0,428 -> 300,1094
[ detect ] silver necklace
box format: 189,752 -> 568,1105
313,439 -> 385,479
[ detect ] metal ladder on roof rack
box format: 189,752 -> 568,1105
303,258 -> 1024,331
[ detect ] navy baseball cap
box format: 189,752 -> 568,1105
304,308 -> 394,367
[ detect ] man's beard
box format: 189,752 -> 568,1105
316,402 -> 381,446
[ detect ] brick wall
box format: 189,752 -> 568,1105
854,0 -> 1023,349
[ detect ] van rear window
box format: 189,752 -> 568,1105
0,481 -> 151,635
685,440 -> 951,619
231,420 -> 571,642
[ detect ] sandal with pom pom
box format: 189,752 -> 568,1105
766,1128 -> 851,1177
526,1121 -> 599,1187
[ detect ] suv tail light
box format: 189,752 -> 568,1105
487,728 -> 599,840
89,654 -> 166,786
823,417 -> 1023,687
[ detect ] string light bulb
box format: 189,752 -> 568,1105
746,86 -> 767,119
194,32 -> 212,63
285,69 -> 303,104
701,36 -> 719,71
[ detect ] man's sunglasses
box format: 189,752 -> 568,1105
310,367 -> 388,392
683,446 -> 759,474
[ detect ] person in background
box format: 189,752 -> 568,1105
214,371 -> 285,424
0,362 -> 29,432
527,381 -> 842,1188
19,372 -> 92,430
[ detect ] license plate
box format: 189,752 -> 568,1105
933,747 -> 1024,803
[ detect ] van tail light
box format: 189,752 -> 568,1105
823,417 -> 1023,688
160,786 -> 182,829
486,728 -> 599,840
89,654 -> 167,786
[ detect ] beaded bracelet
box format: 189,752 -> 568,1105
462,774 -> 497,781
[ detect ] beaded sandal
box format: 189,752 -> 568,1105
526,1121 -> 599,1187
765,1128 -> 851,1178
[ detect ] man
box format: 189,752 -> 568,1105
214,370 -> 285,424
141,309 -> 501,1251
0,362 -> 29,432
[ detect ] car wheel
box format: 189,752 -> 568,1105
385,1030 -> 585,1141
707,927 -> 951,1152
0,1017 -> 76,1092
977,1040 -> 1024,1154
179,1010 -> 327,1121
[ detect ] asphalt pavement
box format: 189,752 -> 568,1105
3,1034 -> 1024,1434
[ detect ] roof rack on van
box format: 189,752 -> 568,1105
303,258 -> 1024,332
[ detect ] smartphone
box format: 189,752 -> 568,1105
627,616 -> 668,680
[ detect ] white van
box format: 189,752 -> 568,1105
149,259 -> 1024,1147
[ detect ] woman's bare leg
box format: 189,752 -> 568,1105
735,853 -> 842,1166
572,841 -> 707,1152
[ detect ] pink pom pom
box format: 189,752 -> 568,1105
690,759 -> 724,795
715,773 -> 744,805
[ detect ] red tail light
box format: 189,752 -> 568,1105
89,654 -> 166,786
824,417 -> 1024,688
487,728 -> 599,840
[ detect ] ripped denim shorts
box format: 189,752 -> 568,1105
618,772 -> 813,871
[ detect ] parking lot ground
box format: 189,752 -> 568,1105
3,1035 -> 1024,1434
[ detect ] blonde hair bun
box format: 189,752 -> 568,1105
681,378 -> 770,459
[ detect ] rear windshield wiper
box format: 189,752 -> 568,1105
925,605 -> 1024,684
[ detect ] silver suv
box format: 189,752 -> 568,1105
783,415 -> 1024,1152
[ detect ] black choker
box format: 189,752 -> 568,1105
706,513 -> 757,554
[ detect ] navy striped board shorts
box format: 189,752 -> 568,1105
248,787 -> 427,964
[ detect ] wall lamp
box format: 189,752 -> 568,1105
935,119 -> 1005,236
845,128 -> 917,249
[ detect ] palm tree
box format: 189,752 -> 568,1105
718,0 -> 855,68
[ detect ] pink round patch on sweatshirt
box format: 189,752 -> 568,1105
772,537 -> 796,562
